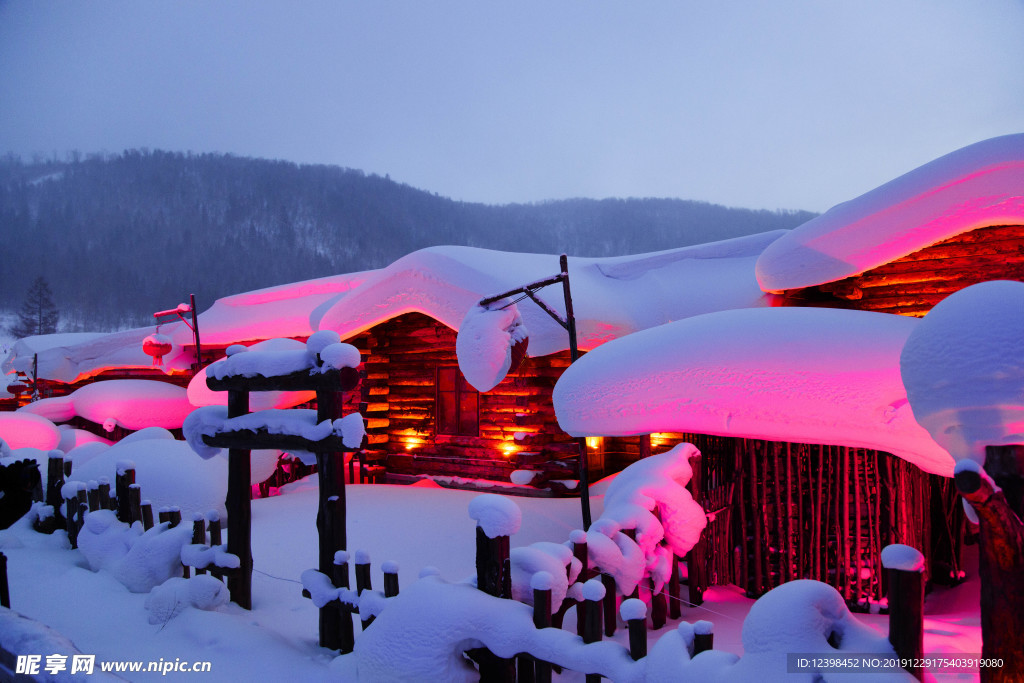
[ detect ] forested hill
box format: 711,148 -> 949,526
0,150 -> 816,330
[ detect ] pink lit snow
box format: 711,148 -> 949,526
756,133 -> 1024,292
553,306 -> 954,476
18,380 -> 194,432
900,280 -> 1024,464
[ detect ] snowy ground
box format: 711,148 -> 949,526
0,475 -> 982,681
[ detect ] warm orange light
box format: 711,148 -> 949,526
502,444 -> 517,457
404,438 -> 421,451
585,436 -> 602,449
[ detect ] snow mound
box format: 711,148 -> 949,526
70,438 -> 227,520
456,303 -> 528,392
757,133 -> 1024,292
468,494 -> 522,538
145,576 -> 230,624
900,280 -> 1024,464
880,544 -> 925,572
0,412 -> 61,450
21,380 -> 193,432
554,306 -> 954,476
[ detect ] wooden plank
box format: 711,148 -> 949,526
207,365 -> 359,393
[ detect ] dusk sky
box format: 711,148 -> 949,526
1,1 -> 1022,212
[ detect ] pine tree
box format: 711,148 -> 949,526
9,276 -> 59,338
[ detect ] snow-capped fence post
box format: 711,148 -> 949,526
532,572 -> 553,683
468,495 -> 518,681
128,484 -> 142,526
955,452 -> 1024,681
114,462 -> 134,523
97,478 -> 111,511
46,453 -> 65,524
382,561 -> 399,598
0,551 -> 8,608
601,573 -> 617,637
141,501 -> 154,530
332,552 -> 354,653
621,599 -> 647,661
692,620 -> 714,655
86,481 -> 99,512
225,388 -> 253,610
881,544 -> 924,680
581,578 -> 605,682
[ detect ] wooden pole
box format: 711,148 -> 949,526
601,573 -> 617,637
46,453 -> 65,521
882,544 -> 924,680
533,577 -> 553,683
0,552 -> 8,608
140,501 -> 154,530
128,484 -> 142,527
225,388 -> 252,610
315,385 -> 348,649
957,450 -> 1024,682
580,579 -> 605,683
623,601 -> 647,661
693,620 -> 714,656
115,465 -> 134,523
473,524 -> 514,681
192,515 -> 207,575
560,254 -> 592,531
97,478 -> 111,511
189,293 -> 202,374
334,552 -> 354,654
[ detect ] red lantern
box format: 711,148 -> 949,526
142,333 -> 173,366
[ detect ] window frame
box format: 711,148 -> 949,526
435,365 -> 480,438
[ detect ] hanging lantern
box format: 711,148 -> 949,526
142,333 -> 173,366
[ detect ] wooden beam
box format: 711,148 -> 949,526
206,366 -> 359,393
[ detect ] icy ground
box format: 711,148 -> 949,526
0,474 -> 982,681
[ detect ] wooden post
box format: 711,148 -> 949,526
46,453 -> 65,520
532,573 -> 553,683
382,561 -> 400,598
473,524 -> 514,681
141,501 -> 154,530
168,506 -> 181,528
115,464 -> 135,523
97,478 -> 111,510
881,544 -> 924,680
315,386 -> 347,649
601,573 -> 617,637
353,550 -> 374,630
128,484 -> 142,526
580,578 -> 605,683
334,551 -> 354,654
955,453 -> 1024,682
693,620 -> 714,656
225,388 -> 252,610
621,599 -> 647,660
571,530 -> 589,635
559,254 -> 592,531
668,555 -> 682,618
208,512 -> 222,546
192,515 -> 207,576
0,551 -> 9,608
86,481 -> 99,512
650,577 -> 667,629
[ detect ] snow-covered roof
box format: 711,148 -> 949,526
5,233 -> 785,384
552,306 -> 953,476
756,134 -> 1024,292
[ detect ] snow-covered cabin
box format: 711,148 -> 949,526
756,134 -> 1024,316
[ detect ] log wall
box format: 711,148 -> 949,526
351,312 -> 578,484
782,224 -> 1024,316
611,432 -> 965,605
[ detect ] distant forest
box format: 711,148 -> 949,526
0,150 -> 816,331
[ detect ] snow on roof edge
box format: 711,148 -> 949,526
756,133 -> 1024,292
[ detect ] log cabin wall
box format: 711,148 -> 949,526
352,312 -> 579,484
618,432 -> 964,605
781,224 -> 1024,316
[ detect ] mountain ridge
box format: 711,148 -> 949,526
0,150 -> 816,331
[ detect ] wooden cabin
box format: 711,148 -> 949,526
348,312 -> 592,493
776,224 -> 1024,316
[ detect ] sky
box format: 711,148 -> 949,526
1,1 -> 1022,213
